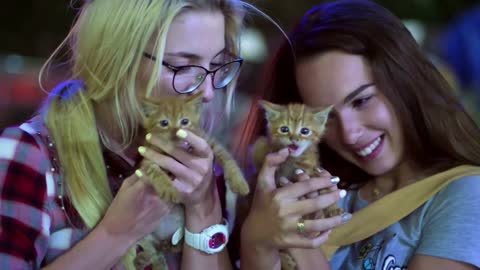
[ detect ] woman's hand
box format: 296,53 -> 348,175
141,129 -> 216,209
97,172 -> 172,246
139,129 -> 230,269
242,148 -> 347,250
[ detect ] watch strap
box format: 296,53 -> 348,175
184,218 -> 229,254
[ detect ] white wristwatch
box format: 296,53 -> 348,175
184,219 -> 229,254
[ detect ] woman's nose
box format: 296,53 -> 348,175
337,112 -> 363,145
199,74 -> 214,103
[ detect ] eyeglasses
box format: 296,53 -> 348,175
143,52 -> 243,94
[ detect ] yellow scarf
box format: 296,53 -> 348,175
321,164 -> 480,259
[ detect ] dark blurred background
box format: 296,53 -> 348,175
2,0 -> 480,131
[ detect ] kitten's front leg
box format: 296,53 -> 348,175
141,160 -> 181,203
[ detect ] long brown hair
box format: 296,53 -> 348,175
237,0 -> 480,189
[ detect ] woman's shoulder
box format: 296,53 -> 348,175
422,172 -> 480,218
436,173 -> 480,198
0,118 -> 55,192
2,121 -> 42,155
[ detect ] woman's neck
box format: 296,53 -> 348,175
364,159 -> 426,201
95,101 -> 144,167
377,160 -> 425,190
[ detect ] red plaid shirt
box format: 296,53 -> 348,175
0,116 -> 236,269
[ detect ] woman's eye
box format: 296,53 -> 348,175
211,62 -> 223,68
352,95 -> 373,109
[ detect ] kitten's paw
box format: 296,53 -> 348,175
158,188 -> 181,204
280,251 -> 297,270
324,206 -> 344,218
134,251 -> 151,270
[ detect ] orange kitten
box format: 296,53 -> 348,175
253,100 -> 331,183
252,100 -> 342,270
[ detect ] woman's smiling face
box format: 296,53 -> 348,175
296,50 -> 405,176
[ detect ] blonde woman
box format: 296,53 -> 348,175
0,0 -> 251,269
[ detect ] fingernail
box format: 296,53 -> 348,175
138,146 -> 147,155
280,147 -> 289,154
330,176 -> 340,184
176,129 -> 188,139
145,133 -> 152,141
316,167 -> 324,173
135,169 -> 144,178
294,169 -> 304,175
341,213 -> 352,223
339,189 -> 347,198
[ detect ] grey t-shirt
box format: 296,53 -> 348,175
329,175 -> 480,270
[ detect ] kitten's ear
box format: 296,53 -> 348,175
186,90 -> 203,112
313,105 -> 334,124
259,100 -> 284,121
141,97 -> 158,117
187,90 -> 204,104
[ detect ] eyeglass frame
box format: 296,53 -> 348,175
143,52 -> 244,94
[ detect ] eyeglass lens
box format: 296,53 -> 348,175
173,61 -> 241,93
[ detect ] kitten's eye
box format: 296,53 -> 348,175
180,118 -> 189,126
300,128 -> 311,135
159,120 -> 169,127
279,126 -> 289,134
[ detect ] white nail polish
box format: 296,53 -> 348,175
294,169 -> 305,175
330,176 -> 340,184
339,189 -> 347,198
341,213 -> 352,223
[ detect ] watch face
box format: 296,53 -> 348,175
209,232 -> 227,249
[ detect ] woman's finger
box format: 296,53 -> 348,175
256,148 -> 290,192
289,214 -> 349,234
294,171 -> 319,199
279,189 -> 346,216
174,129 -> 211,158
274,176 -> 338,201
278,176 -> 292,187
172,178 -> 195,194
144,131 -> 212,172
144,130 -> 210,159
139,147 -> 202,186
281,229 -> 333,249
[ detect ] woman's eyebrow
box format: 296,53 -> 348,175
164,51 -> 201,61
164,48 -> 227,61
343,83 -> 375,104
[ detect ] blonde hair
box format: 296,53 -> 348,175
40,0 -> 247,268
